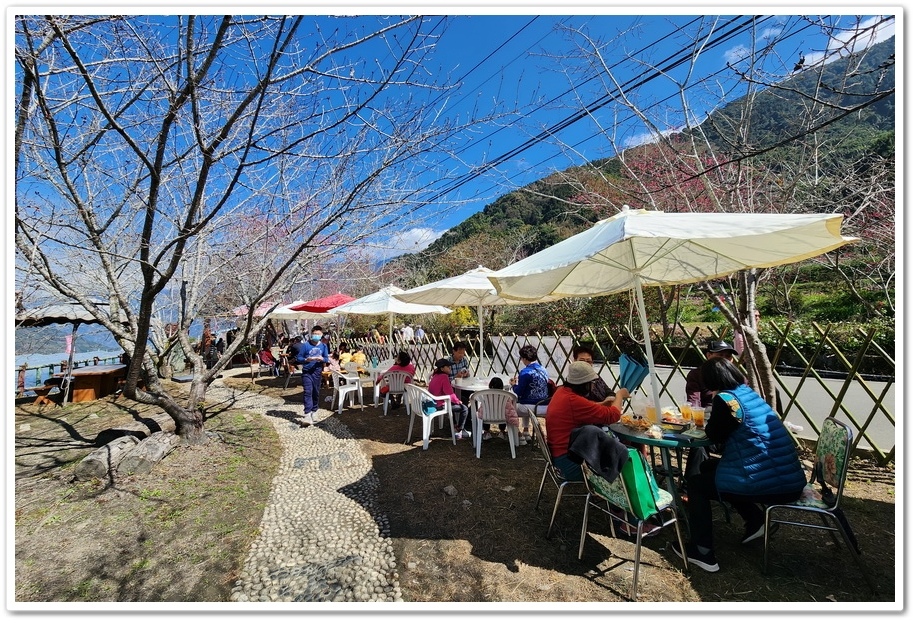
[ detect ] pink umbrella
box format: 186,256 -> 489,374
290,293 -> 355,314
231,301 -> 279,317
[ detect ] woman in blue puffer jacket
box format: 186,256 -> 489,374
673,357 -> 805,574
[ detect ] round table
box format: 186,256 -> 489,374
607,421 -> 711,535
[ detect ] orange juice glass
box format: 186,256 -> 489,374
644,404 -> 658,423
691,407 -> 706,428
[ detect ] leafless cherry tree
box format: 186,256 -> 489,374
15,15 -> 497,442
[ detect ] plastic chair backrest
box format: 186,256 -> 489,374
583,448 -> 666,521
469,389 -> 515,424
383,370 -> 412,393
332,370 -> 358,387
813,417 -> 853,509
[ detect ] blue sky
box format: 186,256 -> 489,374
367,10 -> 896,260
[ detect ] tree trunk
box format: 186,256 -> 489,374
117,431 -> 180,475
74,436 -> 139,480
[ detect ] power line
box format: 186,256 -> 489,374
419,15 -> 759,207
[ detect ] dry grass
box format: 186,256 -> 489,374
13,372 -> 896,605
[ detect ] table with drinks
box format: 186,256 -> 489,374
606,401 -> 711,532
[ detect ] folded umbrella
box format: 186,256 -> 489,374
618,352 -> 649,393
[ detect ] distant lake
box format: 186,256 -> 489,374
16,350 -> 123,371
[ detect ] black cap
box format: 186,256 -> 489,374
705,339 -> 738,356
434,358 -> 451,370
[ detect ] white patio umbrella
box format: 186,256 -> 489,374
392,265 -> 538,365
488,207 -> 858,416
328,285 -> 452,357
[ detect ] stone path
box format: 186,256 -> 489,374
206,372 -> 402,602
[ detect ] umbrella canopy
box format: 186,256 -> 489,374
267,301 -> 333,321
392,265 -> 532,362
328,285 -> 451,356
488,207 -> 858,415
16,302 -> 118,406
16,302 -> 114,327
231,301 -> 278,317
290,292 -> 355,314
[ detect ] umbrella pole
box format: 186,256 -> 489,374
388,313 -> 395,359
633,276 -> 663,417
62,323 -> 78,407
478,303 -> 485,376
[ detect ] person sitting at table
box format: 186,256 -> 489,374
685,339 -> 738,408
376,351 -> 415,409
672,357 -> 806,574
477,376 -> 520,441
338,343 -> 353,367
511,344 -> 550,445
684,339 -> 742,478
447,342 -> 471,382
545,361 -> 629,481
323,350 -> 342,387
428,358 -> 471,439
350,346 -> 368,368
258,343 -> 279,376
572,345 -> 613,402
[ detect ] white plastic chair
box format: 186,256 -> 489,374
331,370 -> 364,414
469,389 -> 519,459
378,370 -> 412,416
404,384 -> 456,451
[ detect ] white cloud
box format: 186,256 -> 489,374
368,227 -> 445,262
723,44 -> 751,66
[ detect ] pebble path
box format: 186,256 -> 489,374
205,371 -> 403,602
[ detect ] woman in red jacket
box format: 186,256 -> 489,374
546,361 -> 629,481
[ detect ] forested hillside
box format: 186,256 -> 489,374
382,36 -> 894,332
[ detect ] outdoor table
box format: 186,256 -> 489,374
606,421 -> 711,534
54,364 -> 126,403
453,376 -> 511,406
453,376 -> 500,393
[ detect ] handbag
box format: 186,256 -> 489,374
619,448 -> 664,520
421,399 -> 437,415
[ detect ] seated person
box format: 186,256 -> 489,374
545,361 -> 629,482
674,357 -> 806,574
338,343 -> 353,366
572,345 -> 613,402
428,358 -> 471,439
447,342 -> 471,382
376,351 -> 416,408
684,339 -> 741,477
258,343 -> 279,375
350,346 -> 368,368
685,339 -> 738,408
511,344 -> 550,444
324,351 -> 342,387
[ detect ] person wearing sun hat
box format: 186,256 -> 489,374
544,360 -> 630,482
685,339 -> 739,408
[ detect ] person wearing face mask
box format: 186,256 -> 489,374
296,325 -> 330,424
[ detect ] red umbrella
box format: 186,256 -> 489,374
290,292 -> 355,314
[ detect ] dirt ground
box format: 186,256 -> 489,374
12,372 -> 897,605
